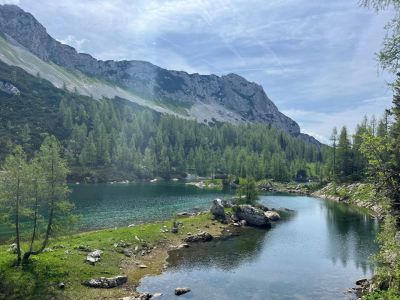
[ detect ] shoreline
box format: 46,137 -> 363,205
311,182 -> 384,219
0,211 -> 237,300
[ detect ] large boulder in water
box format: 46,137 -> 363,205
264,211 -> 281,221
210,198 -> 225,220
232,205 -> 271,228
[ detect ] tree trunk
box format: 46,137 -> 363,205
15,175 -> 21,265
22,183 -> 39,264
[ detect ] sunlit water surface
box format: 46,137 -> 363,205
138,194 -> 379,300
0,183 -> 379,300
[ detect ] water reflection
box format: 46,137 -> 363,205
139,195 -> 378,300
323,200 -> 379,274
168,228 -> 267,271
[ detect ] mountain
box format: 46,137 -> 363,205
0,4 -> 318,143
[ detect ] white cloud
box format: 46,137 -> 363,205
283,96 -> 393,143
59,35 -> 86,52
0,0 -> 20,4
16,0 -> 396,139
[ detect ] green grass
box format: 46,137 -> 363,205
204,178 -> 224,190
0,212 -> 225,300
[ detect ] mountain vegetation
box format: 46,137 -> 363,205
0,61 -> 328,183
326,1 -> 400,297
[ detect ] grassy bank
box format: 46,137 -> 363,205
312,182 -> 386,218
0,212 -> 228,300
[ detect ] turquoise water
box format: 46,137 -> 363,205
0,182 -> 232,241
69,182 -> 232,231
0,182 -> 380,299
138,194 -> 379,300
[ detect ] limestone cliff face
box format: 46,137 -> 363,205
0,4 -> 311,138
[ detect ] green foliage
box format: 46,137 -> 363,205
0,212 -> 222,300
236,178 -> 258,205
0,62 -> 329,183
0,136 -> 74,265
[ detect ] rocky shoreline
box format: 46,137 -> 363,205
114,199 -> 285,299
312,182 -> 384,219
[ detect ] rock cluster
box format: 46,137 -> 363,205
232,205 -> 271,228
210,198 -> 281,228
184,232 -> 213,242
83,275 -> 127,288
85,249 -> 102,265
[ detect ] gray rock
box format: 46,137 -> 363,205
175,287 -> 191,295
113,240 -> 131,248
120,293 -> 152,300
7,243 -> 17,254
221,199 -> 232,208
233,205 -> 271,228
184,232 -> 213,243
210,198 -> 225,220
177,212 -> 190,217
177,243 -> 190,249
75,245 -> 92,252
83,275 -> 128,288
123,248 -> 134,257
86,249 -> 103,265
264,211 -> 281,221
0,80 -> 20,95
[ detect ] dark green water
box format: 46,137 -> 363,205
138,194 -> 379,300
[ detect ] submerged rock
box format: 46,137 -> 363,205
175,287 -> 191,295
184,231 -> 213,242
232,205 -> 271,228
83,275 -> 127,288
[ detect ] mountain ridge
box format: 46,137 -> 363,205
0,4 -> 319,144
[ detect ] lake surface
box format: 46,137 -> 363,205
70,182 -> 232,231
0,182 -> 231,240
0,182 -> 380,299
138,193 -> 379,300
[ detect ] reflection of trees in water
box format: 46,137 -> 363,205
323,200 -> 379,274
167,210 -> 296,272
167,228 -> 268,271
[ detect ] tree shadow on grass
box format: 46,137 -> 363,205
0,256 -> 66,300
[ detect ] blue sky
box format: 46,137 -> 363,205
2,0 -> 395,142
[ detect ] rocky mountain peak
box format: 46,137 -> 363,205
0,4 -> 319,143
